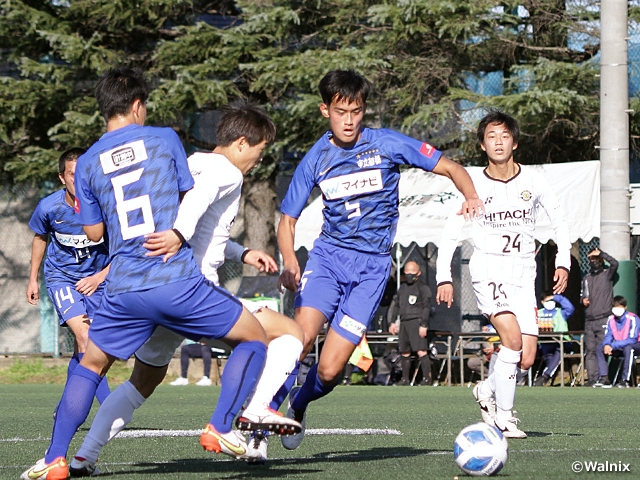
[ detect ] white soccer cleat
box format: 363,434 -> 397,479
69,456 -> 100,477
472,381 -> 496,424
245,431 -> 269,465
195,376 -> 212,387
495,413 -> 527,439
281,387 -> 306,450
199,424 -> 262,460
169,377 -> 189,386
236,405 -> 302,435
21,457 -> 69,480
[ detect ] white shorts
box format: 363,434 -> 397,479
472,280 -> 538,336
135,300 -> 265,367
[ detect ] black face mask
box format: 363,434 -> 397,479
589,260 -> 604,273
404,274 -> 417,284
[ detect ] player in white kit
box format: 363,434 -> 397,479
69,102 -> 303,476
436,109 -> 570,438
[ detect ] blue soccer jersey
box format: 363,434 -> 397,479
29,189 -> 109,286
74,124 -> 200,294
281,128 -> 442,254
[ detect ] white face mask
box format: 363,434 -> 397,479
612,307 -> 626,318
543,301 -> 556,311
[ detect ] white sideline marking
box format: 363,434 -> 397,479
114,428 -> 402,438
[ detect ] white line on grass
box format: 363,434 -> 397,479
115,428 -> 402,438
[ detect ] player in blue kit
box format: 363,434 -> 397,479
27,148 -> 110,403
274,69 -> 484,451
22,69 -> 271,480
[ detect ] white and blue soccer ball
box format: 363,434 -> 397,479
453,422 -> 508,476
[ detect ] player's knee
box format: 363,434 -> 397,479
317,363 -> 341,384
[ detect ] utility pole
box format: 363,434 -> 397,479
600,0 -> 635,309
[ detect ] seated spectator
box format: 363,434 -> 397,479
468,341 -> 495,380
387,261 -> 432,385
594,296 -> 640,388
534,292 -> 575,386
170,340 -> 213,386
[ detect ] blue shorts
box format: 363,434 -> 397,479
295,239 -> 391,345
89,275 -> 242,360
47,283 -> 104,325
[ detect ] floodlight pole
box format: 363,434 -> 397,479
600,0 -> 636,310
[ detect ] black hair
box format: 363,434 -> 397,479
476,108 -> 520,144
318,70 -> 371,107
215,101 -> 276,147
94,69 -> 149,121
58,148 -> 86,175
541,290 -> 554,301
613,295 -> 627,307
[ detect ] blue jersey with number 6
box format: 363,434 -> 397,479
281,127 -> 442,254
74,124 -> 199,294
29,189 -> 109,286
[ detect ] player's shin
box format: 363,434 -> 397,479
493,347 -> 521,418
210,340 -> 266,432
74,380 -> 145,464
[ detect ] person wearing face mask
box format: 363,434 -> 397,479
581,248 -> 619,386
387,260 -> 433,386
533,292 -> 575,386
593,296 -> 640,388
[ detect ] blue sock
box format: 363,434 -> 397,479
291,363 -> 337,412
45,365 -> 101,463
269,363 -> 299,411
75,353 -> 110,404
210,341 -> 266,433
66,353 -> 79,383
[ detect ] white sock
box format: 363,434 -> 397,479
493,347 -> 521,419
75,380 -> 146,464
245,335 -> 303,413
516,367 -> 529,384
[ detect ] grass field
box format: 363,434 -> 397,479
1,384 -> 638,479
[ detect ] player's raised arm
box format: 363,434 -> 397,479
432,157 -> 484,220
277,213 -> 300,292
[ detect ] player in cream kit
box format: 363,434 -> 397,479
436,109 -> 570,439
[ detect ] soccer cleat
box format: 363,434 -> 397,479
195,376 -> 212,387
199,424 -> 261,460
236,406 -> 302,435
170,376 -> 189,386
21,457 -> 69,480
245,431 -> 269,465
69,457 -> 100,477
495,413 -> 527,439
472,381 -> 496,424
281,387 -> 306,450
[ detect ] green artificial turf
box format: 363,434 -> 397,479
1,384 -> 637,479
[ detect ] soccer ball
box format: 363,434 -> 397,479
453,422 -> 508,476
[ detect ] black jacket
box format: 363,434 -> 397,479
387,281 -> 432,328
581,251 -> 618,322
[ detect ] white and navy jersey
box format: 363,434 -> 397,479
29,189 -> 109,286
173,152 -> 245,285
74,124 -> 200,294
436,164 -> 571,285
282,128 -> 442,254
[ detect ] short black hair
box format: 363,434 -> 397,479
58,148 -> 86,175
318,70 -> 371,107
477,108 -> 520,144
613,295 -> 627,307
215,101 -> 276,147
541,290 -> 554,301
94,69 -> 149,121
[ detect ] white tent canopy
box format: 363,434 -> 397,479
294,160 -> 601,250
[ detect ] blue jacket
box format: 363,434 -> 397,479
602,311 -> 640,350
539,294 -> 575,334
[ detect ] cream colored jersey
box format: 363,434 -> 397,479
437,164 -> 571,286
173,152 -> 245,285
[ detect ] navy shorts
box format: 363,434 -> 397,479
47,283 -> 104,325
89,275 -> 242,360
295,240 -> 391,345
